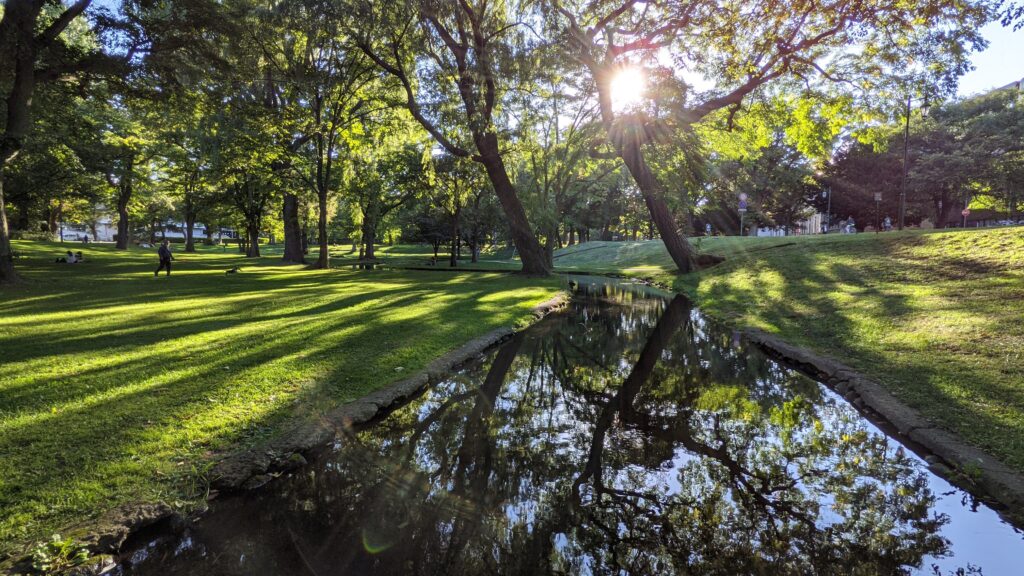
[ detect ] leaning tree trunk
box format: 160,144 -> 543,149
282,193 -> 305,263
476,137 -> 550,275
618,140 -> 694,273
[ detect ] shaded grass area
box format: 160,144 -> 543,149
193,241 -> 523,271
556,229 -> 1024,473
0,241 -> 560,556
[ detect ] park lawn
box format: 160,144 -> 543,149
0,240 -> 560,557
558,229 -> 1024,473
204,241 -> 523,271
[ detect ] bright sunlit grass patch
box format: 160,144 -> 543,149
672,228 -> 1024,472
0,241 -> 560,556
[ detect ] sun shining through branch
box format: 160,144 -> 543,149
610,66 -> 647,111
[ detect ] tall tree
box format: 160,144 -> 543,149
346,137 -> 430,260
548,0 -> 989,271
250,0 -> 378,268
0,0 -> 97,281
353,0 -> 551,274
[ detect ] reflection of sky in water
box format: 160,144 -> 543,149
115,280 -> 1024,576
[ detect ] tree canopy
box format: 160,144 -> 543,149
0,0 -> 1017,282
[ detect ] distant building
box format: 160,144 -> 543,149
753,213 -> 826,237
60,216 -> 236,243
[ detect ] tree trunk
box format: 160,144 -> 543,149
543,225 -> 556,269
315,188 -> 329,268
47,205 -> 59,235
592,63 -> 694,272
0,1 -> 45,284
115,181 -> 131,249
449,206 -> 460,267
0,175 -> 20,283
183,196 -> 196,253
282,193 -> 305,263
246,223 -> 260,257
619,141 -> 693,272
934,191 -> 954,229
184,215 -> 195,252
568,227 -> 575,246
475,137 -> 549,275
361,218 -> 376,260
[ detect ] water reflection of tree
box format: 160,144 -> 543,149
130,286 -> 953,575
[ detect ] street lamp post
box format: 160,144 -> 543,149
738,192 -> 748,237
898,94 -> 930,231
874,192 -> 882,233
824,187 -> 831,233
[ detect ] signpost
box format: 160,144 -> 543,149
738,193 -> 748,236
962,207 -> 971,228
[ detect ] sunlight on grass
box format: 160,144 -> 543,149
0,241 -> 560,555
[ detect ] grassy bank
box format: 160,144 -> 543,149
558,229 -> 1024,473
0,241 -> 560,556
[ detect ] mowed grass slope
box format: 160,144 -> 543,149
558,229 -> 1024,472
0,241 -> 560,555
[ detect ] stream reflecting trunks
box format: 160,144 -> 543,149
115,278 -> 1023,575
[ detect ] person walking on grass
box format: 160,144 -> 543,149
155,239 -> 174,277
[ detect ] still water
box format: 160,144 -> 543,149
117,279 -> 1022,575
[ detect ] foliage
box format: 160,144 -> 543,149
827,84 -> 1024,228
29,534 -> 89,574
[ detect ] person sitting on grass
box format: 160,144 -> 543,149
75,251 -> 85,263
155,240 -> 174,277
56,250 -> 77,264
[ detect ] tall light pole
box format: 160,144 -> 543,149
825,186 -> 831,233
898,94 -> 930,230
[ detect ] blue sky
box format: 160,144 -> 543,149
958,22 -> 1024,96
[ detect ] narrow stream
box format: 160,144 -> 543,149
116,279 -> 1022,575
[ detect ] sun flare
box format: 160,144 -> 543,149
610,67 -> 647,111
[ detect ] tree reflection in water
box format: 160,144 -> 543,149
119,281 -> 957,576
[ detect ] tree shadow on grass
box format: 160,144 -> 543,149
0,259 -> 554,553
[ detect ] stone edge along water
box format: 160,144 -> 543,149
745,328 -> 1024,527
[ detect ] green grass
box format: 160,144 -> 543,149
208,241 -> 523,271
558,229 -> 1024,473
0,240 -> 560,557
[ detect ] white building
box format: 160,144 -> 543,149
754,213 -> 826,237
60,216 -> 236,243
